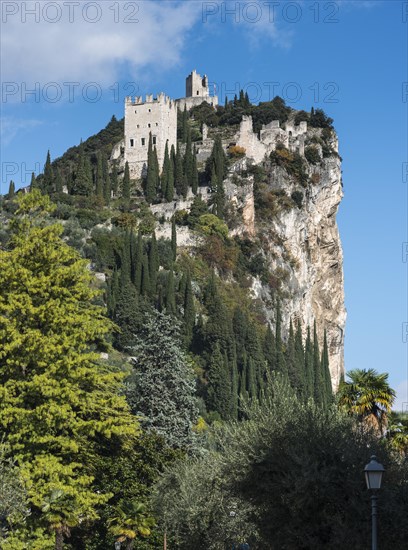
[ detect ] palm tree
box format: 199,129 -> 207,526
386,412 -> 408,455
108,500 -> 155,550
337,368 -> 396,434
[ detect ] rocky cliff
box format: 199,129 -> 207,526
148,114 -> 346,389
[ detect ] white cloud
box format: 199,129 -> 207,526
1,1 -> 202,87
393,379 -> 408,412
0,116 -> 43,146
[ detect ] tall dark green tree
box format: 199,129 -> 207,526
114,282 -> 140,351
7,180 -> 15,198
43,150 -> 54,194
102,153 -> 111,203
141,254 -> 151,296
161,141 -> 170,197
294,320 -> 305,396
165,267 -> 176,316
54,169 -> 63,194
146,135 -> 159,204
182,271 -> 195,348
122,161 -> 131,202
148,232 -> 159,298
263,324 -> 275,372
30,172 -> 38,191
321,329 -> 332,406
304,326 -> 314,399
95,151 -> 104,197
174,144 -> 184,196
207,343 -> 231,420
313,321 -> 323,405
126,310 -> 198,449
73,144 -> 92,196
274,301 -> 286,377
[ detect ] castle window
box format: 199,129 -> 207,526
130,138 -> 134,147
141,138 -> 146,146
137,124 -> 140,128
135,110 -> 137,114
148,123 -> 151,128
148,109 -> 151,112
197,91 -> 199,95
152,136 -> 157,145
156,122 -> 158,126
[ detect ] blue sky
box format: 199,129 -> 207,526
1,0 -> 407,408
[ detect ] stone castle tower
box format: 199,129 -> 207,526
176,69 -> 218,111
122,70 -> 218,179
124,93 -> 177,179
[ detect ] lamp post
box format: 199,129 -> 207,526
114,541 -> 121,550
364,455 -> 385,550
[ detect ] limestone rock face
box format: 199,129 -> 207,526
220,131 -> 346,388
247,154 -> 346,390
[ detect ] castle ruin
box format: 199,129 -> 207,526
121,70 -> 218,179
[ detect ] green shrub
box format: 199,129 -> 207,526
197,214 -> 229,239
305,146 -> 321,165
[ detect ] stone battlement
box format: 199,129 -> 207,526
125,93 -> 175,107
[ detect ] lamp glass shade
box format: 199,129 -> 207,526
365,470 -> 383,490
364,456 -> 385,490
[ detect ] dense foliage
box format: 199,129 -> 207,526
154,377 -> 408,550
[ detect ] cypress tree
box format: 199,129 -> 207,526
43,149 -> 54,193
264,324 -> 275,372
102,153 -> 111,203
114,282 -> 140,350
84,155 -> 93,194
294,320 -> 305,397
134,231 -> 143,293
55,169 -> 63,193
312,321 -> 323,405
122,161 -> 131,201
121,231 -> 132,285
286,320 -> 298,390
183,271 -> 195,348
146,135 -> 158,203
321,329 -> 332,406
304,326 -> 314,399
274,300 -> 287,377
174,143 -> 184,196
73,144 -> 92,196
30,172 -> 38,191
247,357 -> 257,399
166,147 -> 175,202
161,141 -> 170,197
148,232 -> 159,298
171,217 -> 177,261
230,357 -> 239,420
141,253 -> 151,296
95,151 -> 104,197
165,267 -> 176,315
7,180 -> 15,198
239,354 -> 248,397
207,343 -> 231,419
191,145 -> 199,195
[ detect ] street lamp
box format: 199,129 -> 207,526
114,542 -> 121,550
364,455 -> 385,550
